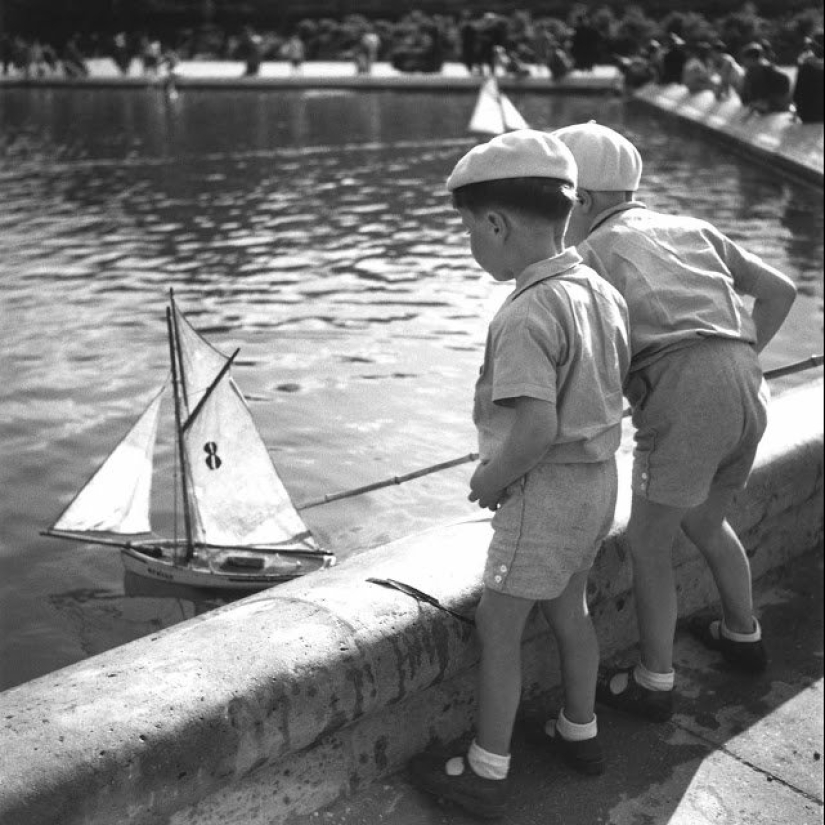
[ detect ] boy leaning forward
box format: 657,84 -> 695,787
554,122 -> 797,723
409,130 -> 631,818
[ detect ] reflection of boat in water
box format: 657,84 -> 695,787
43,291 -> 335,591
48,578 -> 233,657
468,77 -> 529,136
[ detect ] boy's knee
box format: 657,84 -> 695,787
682,488 -> 736,544
681,511 -> 719,544
627,497 -> 685,557
474,590 -> 533,647
544,607 -> 588,644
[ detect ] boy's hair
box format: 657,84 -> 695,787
451,176 -> 576,222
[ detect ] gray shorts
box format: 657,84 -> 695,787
484,459 -> 617,601
627,339 -> 768,508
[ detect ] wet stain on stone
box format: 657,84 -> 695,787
374,735 -> 389,771
694,712 -> 720,730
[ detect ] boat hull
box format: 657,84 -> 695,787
121,546 -> 335,591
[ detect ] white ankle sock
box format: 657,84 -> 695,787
546,708 -> 597,741
633,662 -> 675,692
467,740 -> 510,780
719,617 -> 762,642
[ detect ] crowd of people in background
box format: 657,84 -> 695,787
2,7 -> 823,123
615,29 -> 823,122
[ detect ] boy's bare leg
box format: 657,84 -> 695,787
474,588 -> 536,756
626,494 -> 686,674
681,486 -> 755,634
539,569 -> 599,723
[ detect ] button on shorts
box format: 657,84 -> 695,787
627,339 -> 768,508
484,458 -> 618,600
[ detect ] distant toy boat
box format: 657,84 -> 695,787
468,77 -> 529,136
43,291 -> 335,591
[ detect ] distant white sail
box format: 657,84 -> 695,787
174,307 -> 317,550
51,386 -> 165,535
468,78 -> 529,136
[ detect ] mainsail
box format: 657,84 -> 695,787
50,385 -> 166,536
468,78 -> 529,136
173,306 -> 318,551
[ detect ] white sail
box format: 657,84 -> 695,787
51,386 -> 165,535
468,78 -> 528,136
174,307 -> 317,550
172,307 -> 227,416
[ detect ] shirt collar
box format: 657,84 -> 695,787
511,247 -> 583,300
588,200 -> 646,235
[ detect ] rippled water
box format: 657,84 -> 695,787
1,87 -> 822,690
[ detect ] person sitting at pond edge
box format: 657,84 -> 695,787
553,121 -> 797,725
740,41 -> 792,114
282,34 -> 305,74
659,32 -> 687,85
708,39 -> 745,100
792,31 -> 824,123
408,130 -> 631,819
682,41 -> 717,94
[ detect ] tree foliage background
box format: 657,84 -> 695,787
2,0 -> 823,64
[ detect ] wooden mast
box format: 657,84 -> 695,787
167,291 -> 195,562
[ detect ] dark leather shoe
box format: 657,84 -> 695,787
524,717 -> 605,775
688,615 -> 768,673
595,665 -> 674,722
409,751 -> 510,819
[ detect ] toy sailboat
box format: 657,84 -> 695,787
43,292 -> 335,591
468,77 -> 529,136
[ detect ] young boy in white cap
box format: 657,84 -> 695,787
552,122 -> 797,722
408,129 -> 630,818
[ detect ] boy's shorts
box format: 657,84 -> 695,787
484,459 -> 617,601
627,339 -> 768,509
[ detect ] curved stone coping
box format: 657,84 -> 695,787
631,83 -> 824,187
0,379 -> 822,825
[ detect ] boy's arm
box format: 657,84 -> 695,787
750,269 -> 797,352
713,232 -> 798,353
469,396 -> 557,511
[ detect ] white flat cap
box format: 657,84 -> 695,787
446,129 -> 578,191
552,122 -> 642,191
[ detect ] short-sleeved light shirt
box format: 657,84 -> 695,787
474,247 -> 630,465
578,202 -> 776,372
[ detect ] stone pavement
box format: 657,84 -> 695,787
290,548 -> 824,825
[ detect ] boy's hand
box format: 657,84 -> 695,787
468,397 -> 558,511
468,462 -> 506,511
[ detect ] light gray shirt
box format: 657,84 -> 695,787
579,202 -> 774,372
474,248 -> 630,464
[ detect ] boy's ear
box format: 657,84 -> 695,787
486,209 -> 510,238
577,189 -> 596,214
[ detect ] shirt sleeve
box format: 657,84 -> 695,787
706,226 -> 784,296
491,303 -> 560,405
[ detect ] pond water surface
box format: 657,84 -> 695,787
1,87 -> 822,690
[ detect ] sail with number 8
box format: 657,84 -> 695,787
43,291 -> 335,590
